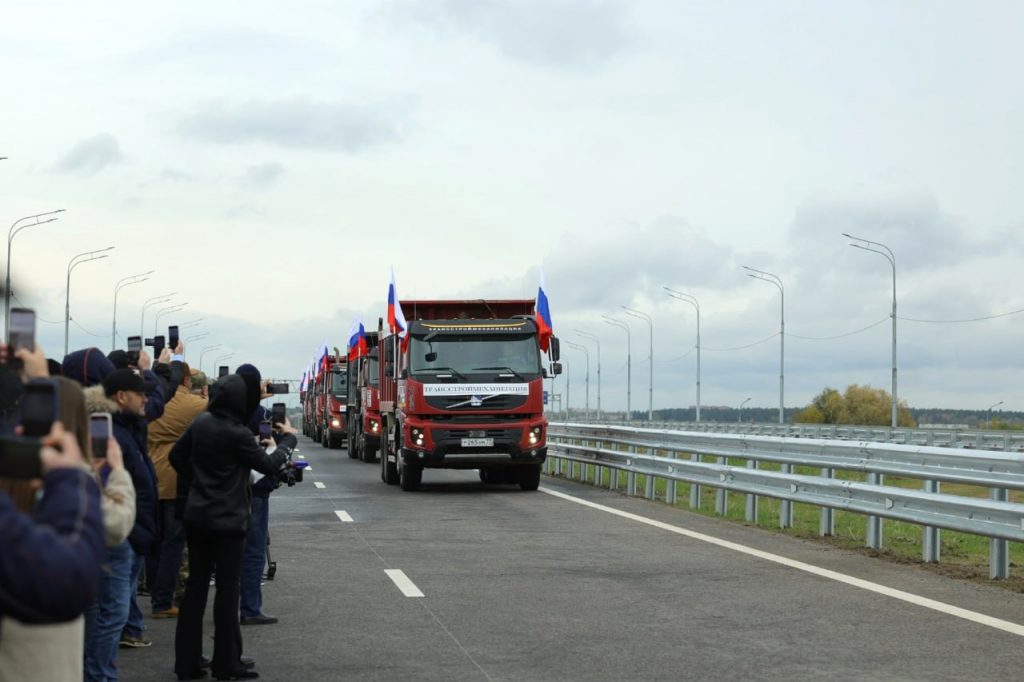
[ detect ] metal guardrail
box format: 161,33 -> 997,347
546,423 -> 1024,579
559,419 -> 1024,451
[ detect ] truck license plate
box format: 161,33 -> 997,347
461,437 -> 493,447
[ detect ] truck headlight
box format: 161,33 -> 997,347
528,426 -> 542,445
411,427 -> 424,447
331,419 -> 341,427
370,420 -> 380,433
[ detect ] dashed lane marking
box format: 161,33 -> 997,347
334,510 -> 353,523
385,569 -> 425,598
540,486 -> 1024,638
314,482 -> 326,489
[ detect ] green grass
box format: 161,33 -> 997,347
546,454 -> 1024,587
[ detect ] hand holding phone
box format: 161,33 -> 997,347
39,422 -> 84,474
168,325 -> 180,349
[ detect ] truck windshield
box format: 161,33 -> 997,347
367,357 -> 379,386
330,371 -> 347,397
409,334 -> 540,376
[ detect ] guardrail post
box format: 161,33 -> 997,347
819,468 -> 835,536
627,445 -> 637,496
666,452 -> 677,505
866,473 -> 884,548
715,457 -> 727,516
744,460 -> 758,524
922,480 -> 941,562
689,453 -> 701,509
645,446 -> 656,500
989,488 -> 1010,580
779,464 -> 794,528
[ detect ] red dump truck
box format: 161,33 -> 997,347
377,299 -> 561,491
346,330 -> 381,462
310,353 -> 349,450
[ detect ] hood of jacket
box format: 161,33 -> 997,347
208,374 -> 249,424
83,385 -> 119,415
62,348 -> 115,388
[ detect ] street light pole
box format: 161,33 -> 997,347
112,270 -> 153,350
738,397 -> 751,423
987,400 -> 1004,429
140,293 -> 175,337
622,306 -> 653,421
154,303 -> 188,336
5,209 -> 65,340
664,288 -> 701,422
65,247 -> 115,356
199,344 -> 222,374
602,315 -> 631,420
844,234 -> 898,429
574,330 -> 601,419
564,341 -> 590,420
743,266 -> 785,425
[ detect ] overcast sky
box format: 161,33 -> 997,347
3,1 -> 1022,414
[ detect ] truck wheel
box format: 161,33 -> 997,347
518,464 -> 542,491
346,430 -> 356,456
360,438 -> 377,463
381,432 -> 399,485
399,462 -> 422,491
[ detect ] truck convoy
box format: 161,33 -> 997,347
374,299 -> 561,492
301,351 -> 349,449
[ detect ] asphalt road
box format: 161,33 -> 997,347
121,435 -> 1024,681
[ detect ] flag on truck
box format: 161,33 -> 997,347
535,270 -> 553,352
347,320 -> 367,361
388,267 -> 408,337
318,342 -> 330,374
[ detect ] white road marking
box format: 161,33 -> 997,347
304,465 -> 313,471
334,510 -> 353,523
385,569 -> 424,598
540,487 -> 1024,638
314,481 -> 326,489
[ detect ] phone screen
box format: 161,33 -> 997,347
271,403 -> 286,425
259,421 -> 272,440
168,325 -> 179,349
267,383 -> 289,395
20,379 -> 58,438
218,366 -> 229,378
127,336 -> 142,365
90,413 -> 111,460
9,308 -> 36,353
0,436 -> 43,480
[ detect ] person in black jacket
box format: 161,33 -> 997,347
170,373 -> 297,681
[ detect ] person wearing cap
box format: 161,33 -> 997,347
94,367 -> 160,653
147,363 -> 208,620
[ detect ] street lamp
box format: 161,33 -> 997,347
564,341 -> 590,420
179,318 -> 204,329
140,293 -> 175,337
738,397 -> 751,423
664,287 -> 701,422
622,306 -> 653,421
112,270 -> 153,350
844,233 -> 898,429
65,247 -> 115,355
183,332 -> 208,360
743,266 -> 785,425
154,303 -> 188,336
574,329 -> 601,419
5,209 -> 65,340
199,344 -> 222,373
602,315 -> 631,420
988,400 -> 1004,429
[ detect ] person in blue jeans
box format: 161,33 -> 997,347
83,540 -> 133,681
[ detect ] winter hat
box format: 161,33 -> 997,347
62,348 -> 116,388
235,363 -> 262,420
107,350 -> 130,369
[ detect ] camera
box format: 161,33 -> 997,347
275,457 -> 307,486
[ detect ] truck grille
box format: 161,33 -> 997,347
433,428 -> 522,442
425,395 -> 527,411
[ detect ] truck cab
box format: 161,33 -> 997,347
346,331 -> 381,462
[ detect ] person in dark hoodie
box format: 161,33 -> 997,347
170,373 -> 297,681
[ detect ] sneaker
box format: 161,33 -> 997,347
239,614 -> 278,626
119,633 -> 153,648
153,607 -> 179,619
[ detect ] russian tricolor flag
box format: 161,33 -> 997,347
387,267 -> 408,337
347,320 -> 367,361
535,270 -> 553,352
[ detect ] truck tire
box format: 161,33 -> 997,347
360,438 -> 377,463
346,429 -> 356,456
518,463 -> 542,491
381,431 -> 399,485
399,462 -> 422,491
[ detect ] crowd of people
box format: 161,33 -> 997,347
0,334 -> 300,681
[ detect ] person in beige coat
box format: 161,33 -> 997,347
147,365 -> 208,617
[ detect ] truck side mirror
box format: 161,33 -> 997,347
551,362 -> 562,376
549,337 -> 560,362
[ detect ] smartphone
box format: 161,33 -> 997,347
9,308 -> 36,355
258,420 -> 272,440
168,325 -> 179,349
127,336 -> 142,366
0,435 -> 43,480
271,403 -> 286,425
266,382 -> 289,395
151,335 -> 166,358
218,366 -> 229,378
19,378 -> 59,438
90,413 -> 112,461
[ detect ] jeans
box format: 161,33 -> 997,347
151,500 -> 186,613
175,525 -> 246,679
122,550 -> 145,639
240,495 -> 269,618
83,540 -> 132,682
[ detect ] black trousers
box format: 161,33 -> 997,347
174,524 -> 246,678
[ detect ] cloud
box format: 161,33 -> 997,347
381,0 -> 633,69
241,162 -> 285,190
176,99 -> 404,153
53,133 -> 124,174
158,168 -> 195,183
